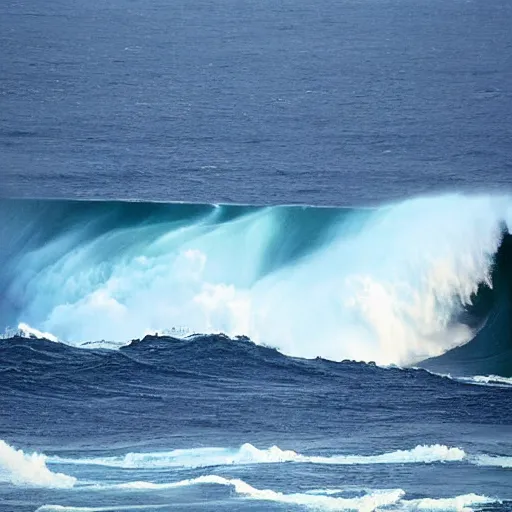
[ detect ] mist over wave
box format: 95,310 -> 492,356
2,194 -> 512,367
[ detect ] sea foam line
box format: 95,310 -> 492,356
50,442 -> 512,471
87,476 -> 499,512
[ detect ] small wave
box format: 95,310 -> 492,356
50,443 -> 466,469
0,439 -> 76,488
414,368 -> 512,388
458,375 -> 512,387
403,494 -> 499,511
100,475 -> 407,510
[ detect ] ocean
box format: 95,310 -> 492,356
1,0 -> 512,511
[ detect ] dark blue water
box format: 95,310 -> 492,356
1,0 -> 512,205
2,1 -> 512,511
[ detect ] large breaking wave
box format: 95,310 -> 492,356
1,194 -> 511,373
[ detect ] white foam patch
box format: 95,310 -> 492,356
460,375 -> 512,387
474,455 -> 512,468
50,443 -> 466,469
403,493 -> 498,511
17,322 -> 59,343
417,370 -> 512,389
318,444 -> 466,466
0,440 -> 76,488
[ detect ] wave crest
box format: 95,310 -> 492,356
50,443 -> 466,469
0,439 -> 76,488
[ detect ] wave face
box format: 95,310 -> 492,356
1,195 -> 512,371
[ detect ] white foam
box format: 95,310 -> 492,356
419,370 -> 512,389
315,444 -> 466,465
474,454 -> 512,468
17,322 -> 59,343
462,375 -> 512,387
0,439 -> 76,488
50,443 -> 466,469
402,493 -> 498,511
108,475 -> 406,511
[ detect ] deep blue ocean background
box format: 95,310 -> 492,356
1,1 -> 512,511
1,0 -> 511,205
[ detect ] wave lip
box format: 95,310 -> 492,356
0,439 -> 76,488
50,443 -> 466,469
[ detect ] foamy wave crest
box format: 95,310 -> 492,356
50,443 -> 465,469
0,440 -> 76,488
93,476 -> 498,511
15,323 -> 59,343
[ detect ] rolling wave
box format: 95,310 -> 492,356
49,443 -> 466,469
3,436 -> 508,489
48,442 -> 512,471
1,194 -> 512,373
